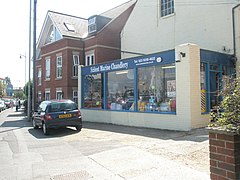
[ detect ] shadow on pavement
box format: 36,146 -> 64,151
0,119 -> 32,134
83,121 -> 209,142
7,113 -> 26,117
1,119 -> 31,128
28,127 -> 81,139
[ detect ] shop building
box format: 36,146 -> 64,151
77,0 -> 238,131
78,44 -> 234,131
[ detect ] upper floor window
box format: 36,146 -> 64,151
73,55 -> 80,77
85,54 -> 95,66
161,0 -> 174,17
45,58 -> 50,80
46,25 -> 54,44
38,68 -> 42,86
88,17 -> 96,33
56,56 -> 62,78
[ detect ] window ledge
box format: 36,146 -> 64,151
160,12 -> 175,20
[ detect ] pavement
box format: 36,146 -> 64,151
0,107 -> 210,180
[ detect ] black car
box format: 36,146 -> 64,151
32,99 -> 82,135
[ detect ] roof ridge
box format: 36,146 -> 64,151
48,10 -> 87,20
100,0 -> 134,16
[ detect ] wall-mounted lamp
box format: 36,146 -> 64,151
175,51 -> 186,63
180,52 -> 186,58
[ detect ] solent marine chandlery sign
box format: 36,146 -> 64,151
90,61 -> 129,73
81,50 -> 175,75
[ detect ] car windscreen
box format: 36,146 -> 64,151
49,102 -> 78,112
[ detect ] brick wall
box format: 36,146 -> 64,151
209,131 -> 240,180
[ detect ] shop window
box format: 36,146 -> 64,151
138,65 -> 176,112
107,69 -> 134,111
83,73 -> 103,109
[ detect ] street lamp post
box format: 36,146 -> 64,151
28,0 -> 32,121
19,53 -> 27,93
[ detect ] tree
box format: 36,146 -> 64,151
209,77 -> 240,134
23,81 -> 32,97
5,77 -> 11,85
14,91 -> 25,99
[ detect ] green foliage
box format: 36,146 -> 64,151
23,81 -> 32,97
14,91 -> 25,99
209,77 -> 240,134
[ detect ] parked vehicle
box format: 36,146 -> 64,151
0,100 -> 6,112
32,99 -> 82,135
3,99 -> 11,108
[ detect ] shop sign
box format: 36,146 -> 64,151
88,56 -> 163,74
82,50 -> 175,75
90,61 -> 128,73
133,57 -> 162,66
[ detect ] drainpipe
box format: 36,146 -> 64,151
232,4 -> 240,59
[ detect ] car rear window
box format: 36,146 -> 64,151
49,102 -> 77,112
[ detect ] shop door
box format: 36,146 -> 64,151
209,71 -> 220,109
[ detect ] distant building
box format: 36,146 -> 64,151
6,83 -> 13,97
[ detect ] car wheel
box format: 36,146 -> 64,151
42,122 -> 49,135
32,119 -> 38,129
75,125 -> 82,132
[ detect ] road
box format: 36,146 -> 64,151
0,108 -> 210,180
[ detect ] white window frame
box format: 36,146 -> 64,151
161,0 -> 174,17
85,53 -> 95,66
38,68 -> 42,86
45,58 -> 50,80
56,56 -> 62,78
88,17 -> 96,33
56,90 -> 63,100
73,90 -> 78,104
45,90 -> 50,100
73,55 -> 80,77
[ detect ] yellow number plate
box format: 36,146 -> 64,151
59,114 -> 72,118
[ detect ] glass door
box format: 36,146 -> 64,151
209,64 -> 221,109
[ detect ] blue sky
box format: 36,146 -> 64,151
0,0 -> 129,88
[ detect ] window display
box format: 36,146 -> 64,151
138,65 -> 176,112
83,73 -> 103,109
107,70 -> 134,111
